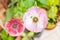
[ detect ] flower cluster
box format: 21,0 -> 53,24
0,0 -> 60,40
5,6 -> 48,36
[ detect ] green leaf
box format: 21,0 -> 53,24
37,0 -> 48,6
47,0 -> 59,6
13,6 -> 24,18
8,0 -> 17,7
36,1 -> 44,7
5,8 -> 15,22
47,22 -> 54,28
59,1 -> 60,4
1,30 -> 7,35
7,0 -> 35,20
17,0 -> 35,12
22,37 -> 30,40
28,32 -> 34,37
14,12 -> 23,18
21,32 -> 26,37
1,30 -> 14,40
47,6 -> 58,19
1,36 -> 7,40
8,36 -> 14,40
1,30 -> 8,40
25,0 -> 35,7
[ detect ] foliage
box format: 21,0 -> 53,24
1,0 -> 60,40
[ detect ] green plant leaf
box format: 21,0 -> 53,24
21,32 -> 26,37
37,0 -> 48,6
1,30 -> 8,40
8,36 -> 14,40
5,7 -> 15,22
17,0 -> 35,12
47,0 -> 59,6
47,22 -> 54,28
7,0 -> 35,21
28,32 -> 34,37
22,37 -> 30,40
47,6 -> 58,19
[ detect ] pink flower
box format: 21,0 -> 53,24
5,18 -> 25,36
23,6 -> 48,33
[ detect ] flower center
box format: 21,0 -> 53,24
12,24 -> 17,28
33,17 -> 38,23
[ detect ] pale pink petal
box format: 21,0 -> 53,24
23,6 -> 48,32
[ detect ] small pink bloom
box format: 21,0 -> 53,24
23,6 -> 48,33
5,18 -> 25,36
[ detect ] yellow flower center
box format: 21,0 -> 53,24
33,17 -> 38,23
